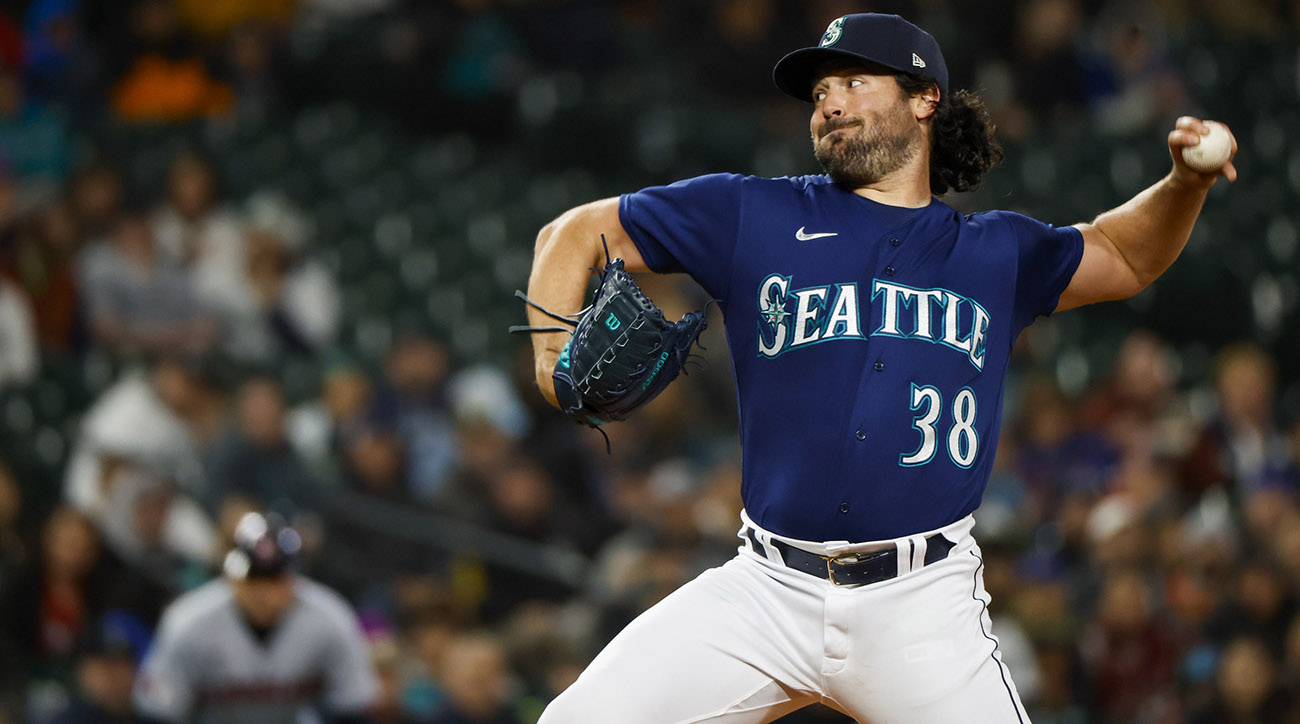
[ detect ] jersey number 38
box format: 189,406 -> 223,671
899,384 -> 979,468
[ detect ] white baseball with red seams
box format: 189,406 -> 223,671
1181,120 -> 1232,173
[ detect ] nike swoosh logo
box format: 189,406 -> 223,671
795,227 -> 839,241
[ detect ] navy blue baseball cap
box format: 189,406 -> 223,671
773,14 -> 949,101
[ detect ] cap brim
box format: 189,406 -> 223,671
773,47 -> 903,101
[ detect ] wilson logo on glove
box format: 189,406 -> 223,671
510,236 -> 709,446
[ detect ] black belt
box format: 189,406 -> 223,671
746,528 -> 955,586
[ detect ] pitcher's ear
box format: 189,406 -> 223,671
914,87 -> 940,120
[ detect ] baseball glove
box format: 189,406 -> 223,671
511,237 -> 708,433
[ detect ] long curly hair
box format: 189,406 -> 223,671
896,74 -> 1004,196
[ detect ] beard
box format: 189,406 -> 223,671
812,104 -> 922,189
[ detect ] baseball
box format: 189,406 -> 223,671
1181,120 -> 1232,173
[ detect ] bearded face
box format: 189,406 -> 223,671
811,83 -> 924,189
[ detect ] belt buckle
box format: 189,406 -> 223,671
825,553 -> 867,586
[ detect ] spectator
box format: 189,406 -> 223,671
1013,376 -> 1118,518
226,191 -> 341,362
64,357 -> 222,565
1078,331 -> 1178,447
1012,0 -> 1088,126
287,358 -> 374,471
95,464 -> 193,589
23,0 -> 102,113
222,21 -> 288,120
342,423 -> 409,501
399,604 -> 465,719
475,457 -> 579,620
1188,636 -> 1290,724
1204,562 -> 1297,659
368,633 -> 412,724
148,150 -> 245,329
318,420 -> 448,594
1087,9 -> 1188,135
77,214 -> 215,358
0,198 -> 83,352
69,162 -> 124,245
446,366 -> 531,505
0,507 -> 164,694
588,459 -> 732,637
1079,568 -> 1184,722
204,375 -> 315,516
435,0 -> 529,139
430,631 -> 522,724
371,334 -> 456,504
46,612 -> 151,724
1180,343 -> 1297,503
0,61 -> 77,184
109,0 -> 233,122
498,602 -> 587,719
1028,642 -> 1088,724
0,274 -> 37,389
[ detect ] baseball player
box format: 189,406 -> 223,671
523,13 -> 1236,724
133,513 -> 378,724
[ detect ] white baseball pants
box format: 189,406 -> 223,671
539,512 -> 1030,724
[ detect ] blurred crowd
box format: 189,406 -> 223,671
0,0 -> 1296,723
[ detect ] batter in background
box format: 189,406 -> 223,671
132,513 -> 378,724
525,13 -> 1236,724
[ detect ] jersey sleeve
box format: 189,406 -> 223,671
133,607 -> 194,722
320,594 -> 380,714
618,173 -> 745,300
997,211 -> 1085,333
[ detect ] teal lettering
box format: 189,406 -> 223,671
642,351 -> 670,390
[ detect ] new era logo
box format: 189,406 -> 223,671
912,53 -> 926,69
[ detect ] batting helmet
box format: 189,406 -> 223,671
222,512 -> 302,580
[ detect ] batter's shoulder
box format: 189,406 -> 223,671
294,577 -> 362,631
158,579 -> 234,633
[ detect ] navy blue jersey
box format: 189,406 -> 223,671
619,173 -> 1084,541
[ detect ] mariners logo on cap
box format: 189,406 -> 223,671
819,17 -> 844,48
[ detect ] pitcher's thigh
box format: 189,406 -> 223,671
828,549 -> 1031,724
539,558 -> 821,724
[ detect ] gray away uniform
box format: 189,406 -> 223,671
134,576 -> 378,724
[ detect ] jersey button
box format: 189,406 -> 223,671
890,237 -> 901,247
839,502 -> 851,513
884,266 -> 896,276
855,429 -> 866,441
874,361 -> 885,372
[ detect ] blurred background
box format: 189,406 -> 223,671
0,0 -> 1296,722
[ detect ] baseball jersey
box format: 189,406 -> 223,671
620,173 -> 1083,542
134,577 -> 378,724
